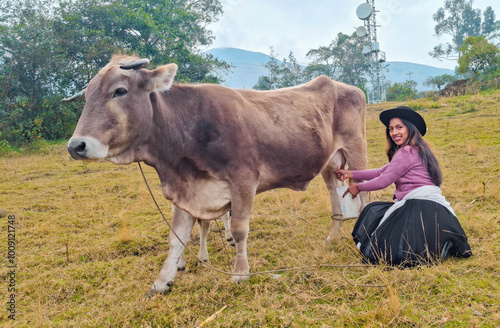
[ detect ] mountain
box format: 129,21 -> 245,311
206,47 -> 456,91
384,62 -> 456,91
207,48 -> 272,89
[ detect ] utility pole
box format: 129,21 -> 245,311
406,71 -> 413,81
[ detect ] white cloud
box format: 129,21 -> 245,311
206,0 -> 499,70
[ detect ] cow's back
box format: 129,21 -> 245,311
200,76 -> 364,192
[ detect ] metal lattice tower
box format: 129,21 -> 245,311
356,0 -> 386,104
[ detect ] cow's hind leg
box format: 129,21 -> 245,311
322,150 -> 346,243
220,211 -> 235,246
229,176 -> 257,283
341,137 -> 369,213
147,206 -> 196,297
197,219 -> 210,262
197,211 -> 233,265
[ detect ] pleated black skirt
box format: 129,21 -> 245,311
352,200 -> 472,266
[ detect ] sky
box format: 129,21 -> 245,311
204,0 -> 499,70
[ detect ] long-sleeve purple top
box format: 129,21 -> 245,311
353,145 -> 435,200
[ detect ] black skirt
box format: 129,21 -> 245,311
352,200 -> 472,266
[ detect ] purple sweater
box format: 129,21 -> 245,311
353,145 -> 435,200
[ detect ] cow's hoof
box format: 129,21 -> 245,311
177,266 -> 186,271
144,281 -> 174,299
326,234 -> 342,244
144,288 -> 169,299
232,274 -> 250,284
227,238 -> 236,247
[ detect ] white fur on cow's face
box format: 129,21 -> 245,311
67,136 -> 109,160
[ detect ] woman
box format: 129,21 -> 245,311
335,106 -> 472,266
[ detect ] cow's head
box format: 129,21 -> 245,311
67,55 -> 178,164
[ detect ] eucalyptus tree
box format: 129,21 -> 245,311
254,48 -> 310,90
430,0 -> 498,61
306,32 -> 369,89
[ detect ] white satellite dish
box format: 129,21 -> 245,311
356,3 -> 373,20
356,26 -> 367,37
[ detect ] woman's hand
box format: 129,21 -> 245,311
335,169 -> 353,182
342,183 -> 359,199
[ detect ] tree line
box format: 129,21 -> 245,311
0,0 -> 228,148
254,0 -> 499,101
0,0 -> 499,150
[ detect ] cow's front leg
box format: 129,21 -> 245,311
146,206 -> 196,297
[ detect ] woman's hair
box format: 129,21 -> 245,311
385,118 -> 443,186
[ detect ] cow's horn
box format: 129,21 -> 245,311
62,88 -> 86,102
120,58 -> 150,70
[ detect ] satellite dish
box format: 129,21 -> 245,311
356,26 -> 367,37
356,3 -> 373,20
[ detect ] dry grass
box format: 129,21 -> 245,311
1,91 -> 499,327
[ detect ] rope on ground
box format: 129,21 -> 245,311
138,162 -> 384,288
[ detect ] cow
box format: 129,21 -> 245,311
66,55 -> 368,296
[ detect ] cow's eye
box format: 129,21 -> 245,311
113,88 -> 128,98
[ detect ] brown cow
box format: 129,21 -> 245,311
66,55 -> 368,296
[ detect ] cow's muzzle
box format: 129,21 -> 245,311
68,139 -> 87,159
67,136 -> 108,160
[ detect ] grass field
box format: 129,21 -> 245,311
1,91 -> 499,327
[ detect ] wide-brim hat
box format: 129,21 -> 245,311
379,106 -> 427,136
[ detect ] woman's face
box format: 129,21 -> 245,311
388,118 -> 409,146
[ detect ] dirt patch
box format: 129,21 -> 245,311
439,79 -> 470,97
439,77 -> 500,97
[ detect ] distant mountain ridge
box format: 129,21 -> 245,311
206,47 -> 456,91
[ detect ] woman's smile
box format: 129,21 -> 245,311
389,118 -> 408,146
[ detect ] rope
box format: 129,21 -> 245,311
213,218 -> 233,271
137,163 -> 384,287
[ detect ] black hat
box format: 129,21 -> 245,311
379,106 -> 427,136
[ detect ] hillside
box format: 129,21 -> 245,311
1,91 -> 499,326
206,47 -> 456,91
207,47 -> 272,89
385,61 -> 456,91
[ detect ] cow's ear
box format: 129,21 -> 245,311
147,63 -> 178,91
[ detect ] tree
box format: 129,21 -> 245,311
0,0 -> 72,143
458,35 -> 499,76
386,80 -> 418,101
55,0 -> 226,83
253,76 -> 274,91
424,74 -> 458,90
0,0 -> 227,145
429,0 -> 498,61
253,49 -> 309,90
306,32 -> 369,88
482,6 -> 497,36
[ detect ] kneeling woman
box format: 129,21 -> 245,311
336,106 -> 472,266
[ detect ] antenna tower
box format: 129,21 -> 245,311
356,0 -> 386,104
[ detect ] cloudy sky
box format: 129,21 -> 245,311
205,0 -> 499,70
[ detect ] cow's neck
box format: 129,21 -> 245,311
141,86 -> 205,190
